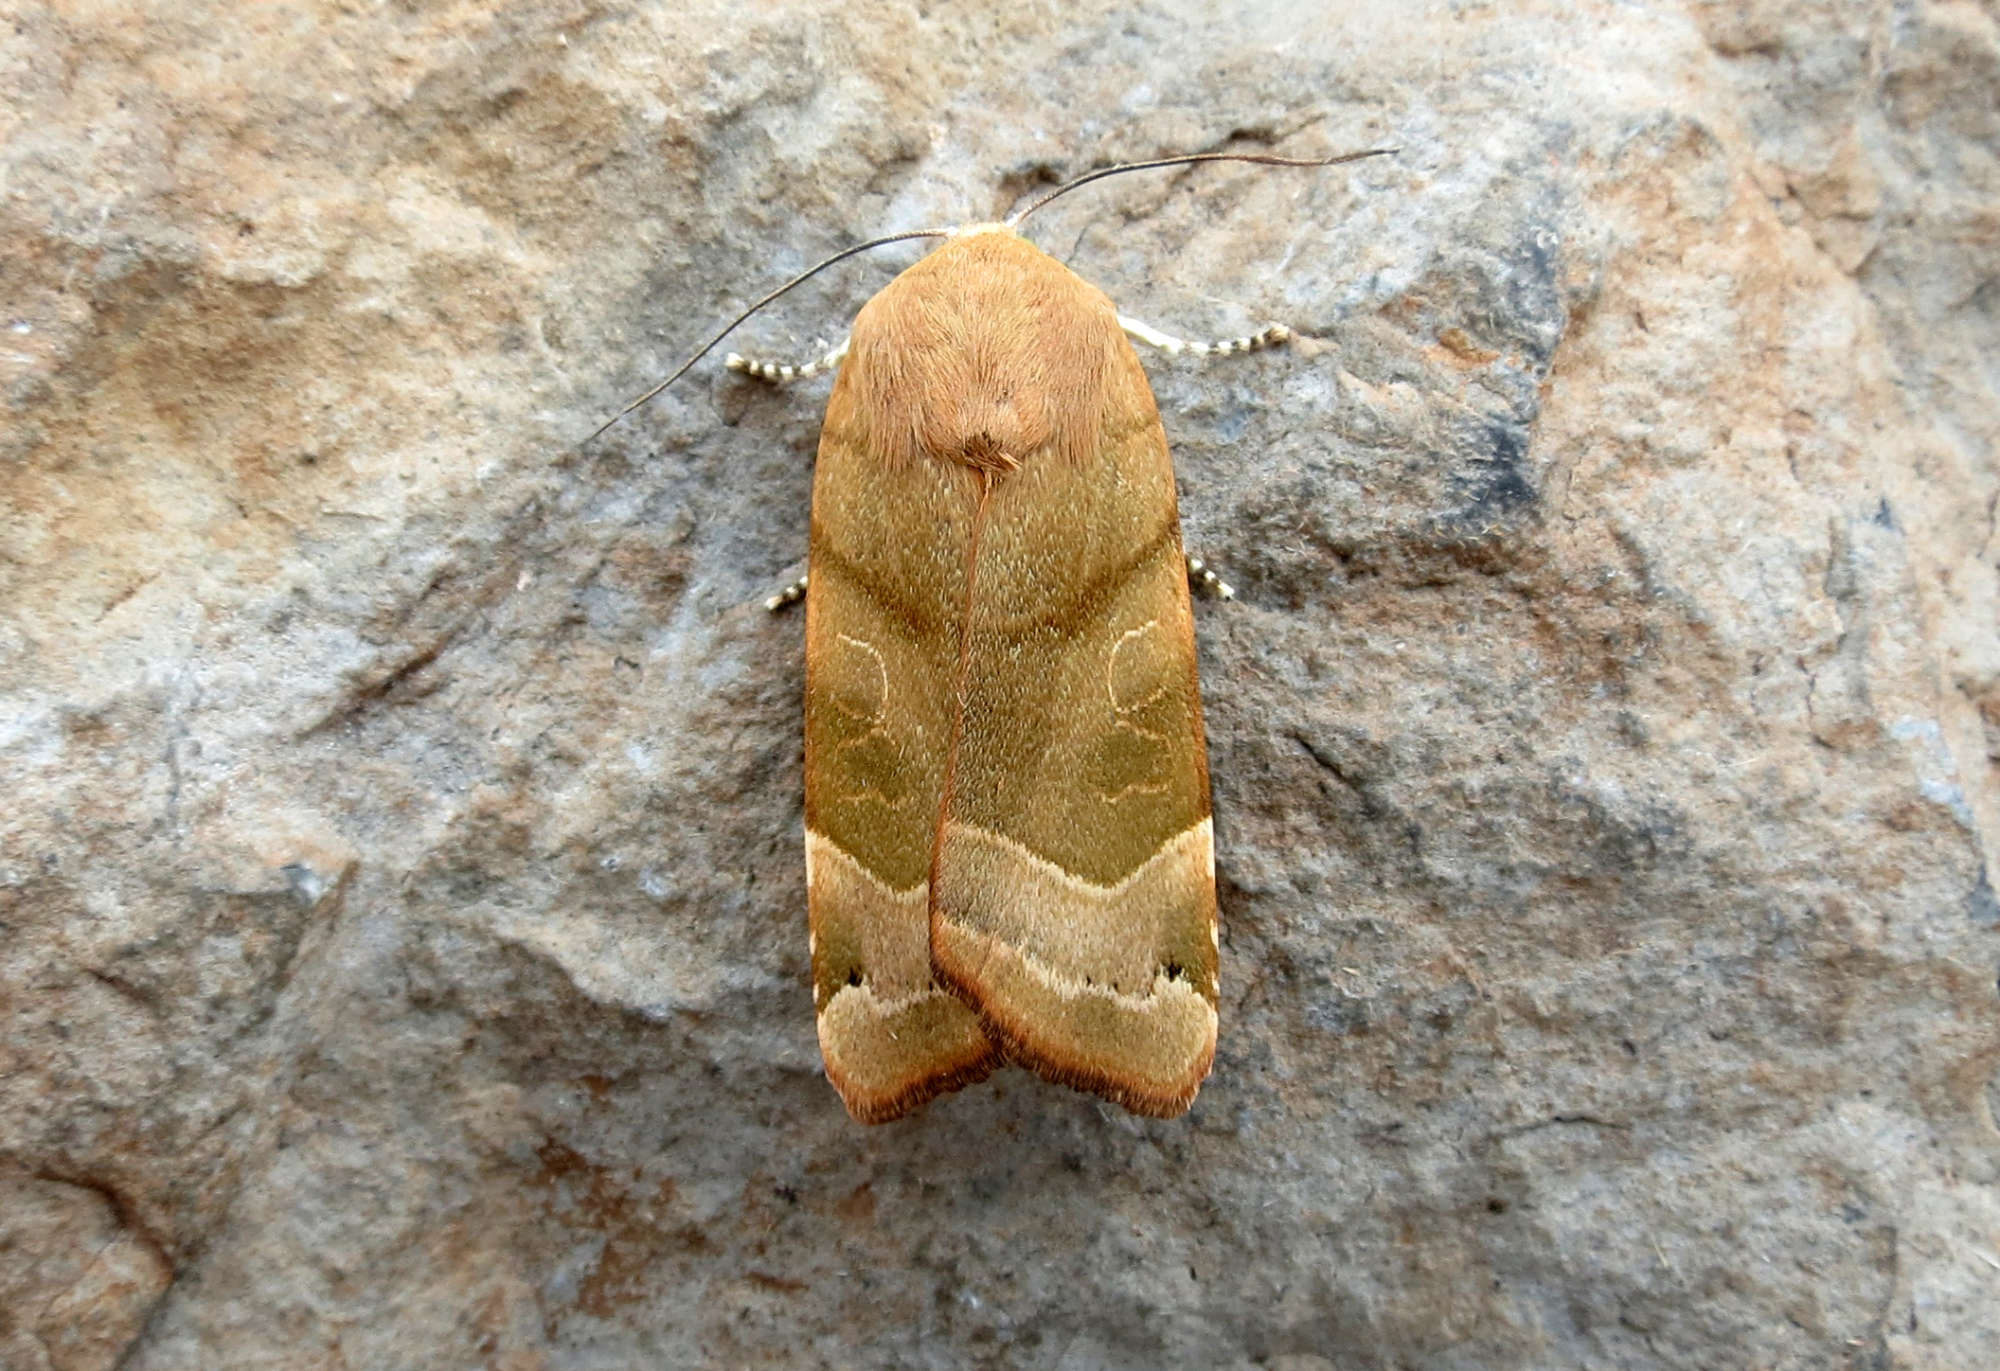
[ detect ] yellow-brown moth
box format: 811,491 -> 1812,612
805,222 -> 1218,1122
593,149 -> 1391,1123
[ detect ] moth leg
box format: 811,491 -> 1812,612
1122,315 -> 1261,602
724,338 -> 850,383
1119,315 -> 1292,359
764,569 -> 808,613
1185,553 -> 1235,601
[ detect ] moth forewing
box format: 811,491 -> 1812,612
805,227 -> 1217,1121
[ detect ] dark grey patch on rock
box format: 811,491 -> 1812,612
1968,866 -> 2000,928
1450,416 -> 1539,523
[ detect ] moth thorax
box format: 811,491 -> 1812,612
956,433 -> 1023,474
926,377 -> 1048,475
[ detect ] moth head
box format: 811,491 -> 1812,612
860,228 -> 1108,475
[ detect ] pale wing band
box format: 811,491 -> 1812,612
930,818 -> 1215,999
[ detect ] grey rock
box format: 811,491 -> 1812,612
2,2 -> 1995,1368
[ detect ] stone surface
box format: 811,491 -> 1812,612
2,1 -> 1996,1368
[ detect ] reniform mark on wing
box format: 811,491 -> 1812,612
826,633 -> 912,808
1086,619 -> 1175,803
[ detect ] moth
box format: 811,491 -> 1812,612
595,148 -> 1391,1122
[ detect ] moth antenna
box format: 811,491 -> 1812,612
1005,147 -> 1397,229
586,227 -> 950,443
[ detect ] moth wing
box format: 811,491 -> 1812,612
929,344 -> 1219,1117
804,372 -> 999,1123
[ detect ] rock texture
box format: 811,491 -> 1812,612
3,1 -> 1996,1368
